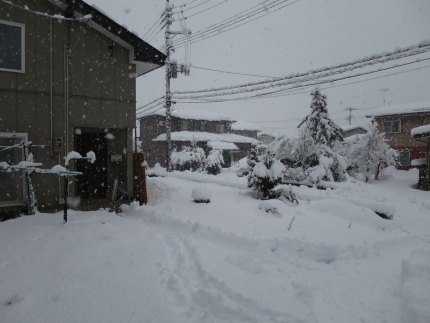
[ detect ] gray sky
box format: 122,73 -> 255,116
89,0 -> 430,135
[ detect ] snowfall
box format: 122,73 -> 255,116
1,167 -> 429,323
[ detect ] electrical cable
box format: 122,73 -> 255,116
172,0 -> 299,48
173,42 -> 430,96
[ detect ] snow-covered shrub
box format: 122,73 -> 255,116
248,152 -> 286,199
171,145 -> 206,172
345,123 -> 397,182
206,149 -> 224,175
192,187 -> 211,203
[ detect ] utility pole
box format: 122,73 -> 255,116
163,0 -> 191,171
164,0 -> 173,172
379,88 -> 389,106
345,107 -> 358,126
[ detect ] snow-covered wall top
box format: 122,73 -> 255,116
366,101 -> 430,118
341,125 -> 367,132
151,108 -> 234,122
207,141 -> 239,150
231,121 -> 260,131
411,124 -> 430,137
153,131 -> 259,144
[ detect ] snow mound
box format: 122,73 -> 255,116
192,187 -> 212,203
401,251 -> 430,323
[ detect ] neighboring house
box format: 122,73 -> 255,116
366,102 -> 430,168
411,124 -> 430,190
0,0 -> 165,214
257,132 -> 276,145
139,110 -> 259,167
341,125 -> 368,138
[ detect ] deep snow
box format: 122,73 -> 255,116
0,167 -> 429,323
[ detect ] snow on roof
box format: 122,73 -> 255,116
150,108 -> 234,122
153,131 -> 259,145
207,141 -> 239,150
411,124 -> 430,137
366,101 -> 430,118
231,121 -> 260,131
341,125 -> 367,132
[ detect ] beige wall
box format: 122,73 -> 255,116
0,0 -> 137,209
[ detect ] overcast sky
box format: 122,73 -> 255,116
89,0 -> 430,135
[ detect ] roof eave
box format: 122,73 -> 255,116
49,0 -> 166,70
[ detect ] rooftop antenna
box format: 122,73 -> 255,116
345,107 -> 359,126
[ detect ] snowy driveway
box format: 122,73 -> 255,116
1,168 -> 429,323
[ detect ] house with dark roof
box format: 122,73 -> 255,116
0,0 -> 165,215
366,102 -> 430,168
139,110 -> 259,167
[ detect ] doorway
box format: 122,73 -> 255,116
75,132 -> 108,199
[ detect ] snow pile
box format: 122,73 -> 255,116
411,124 -> 430,137
192,187 -> 211,203
400,251 -> 430,322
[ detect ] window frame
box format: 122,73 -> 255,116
0,19 -> 25,73
382,119 -> 401,134
398,149 -> 411,167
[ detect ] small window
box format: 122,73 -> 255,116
382,120 -> 401,134
158,120 -> 165,126
0,19 -> 25,73
398,150 -> 411,167
181,120 -> 188,131
220,124 -> 225,133
200,121 -> 207,131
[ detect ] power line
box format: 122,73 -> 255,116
172,0 -> 301,48
185,0 -> 230,19
163,0 -> 285,50
172,57 -> 430,103
191,65 -> 280,78
173,41 -> 430,96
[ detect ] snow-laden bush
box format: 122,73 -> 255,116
192,187 -> 211,203
171,145 -> 206,172
248,152 -> 286,199
345,123 -> 397,182
206,149 -> 224,175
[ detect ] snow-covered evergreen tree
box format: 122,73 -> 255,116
206,149 -> 224,175
346,123 -> 397,182
290,89 -> 346,184
298,89 -> 343,147
247,146 -> 259,173
248,152 -> 286,199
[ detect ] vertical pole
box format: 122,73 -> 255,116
64,175 -> 68,223
165,0 -> 173,172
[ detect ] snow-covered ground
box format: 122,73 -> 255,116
1,167 -> 429,323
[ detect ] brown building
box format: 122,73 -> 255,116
139,110 -> 259,167
0,0 -> 164,215
366,102 -> 430,167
